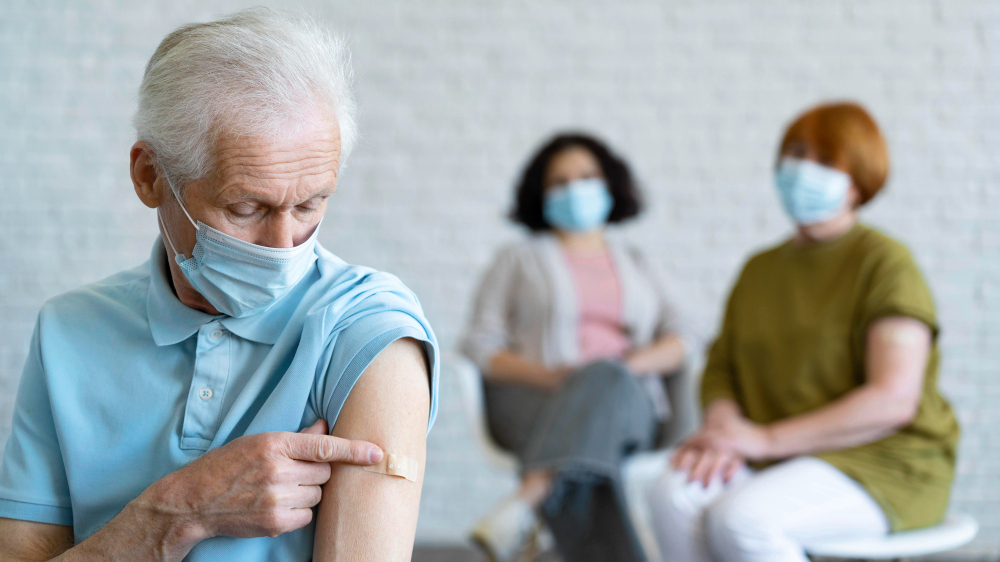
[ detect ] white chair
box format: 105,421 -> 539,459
449,352 -> 521,474
622,449 -> 671,562
804,513 -> 979,561
450,353 -> 556,555
619,449 -> 979,562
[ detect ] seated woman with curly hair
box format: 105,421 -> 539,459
461,133 -> 697,562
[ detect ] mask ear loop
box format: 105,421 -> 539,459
166,179 -> 200,231
158,210 -> 184,261
158,178 -> 199,261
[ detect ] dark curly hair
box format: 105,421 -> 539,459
509,133 -> 643,231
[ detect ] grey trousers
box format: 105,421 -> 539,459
484,360 -> 658,562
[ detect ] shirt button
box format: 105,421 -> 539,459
210,329 -> 223,340
199,387 -> 214,400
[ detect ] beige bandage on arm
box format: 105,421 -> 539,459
362,453 -> 419,482
874,325 -> 929,347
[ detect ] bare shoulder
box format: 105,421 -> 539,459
313,337 -> 430,562
331,337 -> 430,440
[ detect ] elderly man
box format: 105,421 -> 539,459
0,9 -> 438,561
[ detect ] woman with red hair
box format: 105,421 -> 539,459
646,102 -> 959,562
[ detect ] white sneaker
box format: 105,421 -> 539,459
470,497 -> 538,562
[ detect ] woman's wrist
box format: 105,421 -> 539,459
623,336 -> 685,375
623,348 -> 655,374
704,399 -> 741,426
756,423 -> 779,461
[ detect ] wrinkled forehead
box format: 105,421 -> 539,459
197,108 -> 343,204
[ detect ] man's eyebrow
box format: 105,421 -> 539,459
306,187 -> 337,200
224,186 -> 337,204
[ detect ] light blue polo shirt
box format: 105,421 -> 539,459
0,238 -> 439,561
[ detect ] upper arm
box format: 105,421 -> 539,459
312,338 -> 430,562
858,243 -> 937,421
0,518 -> 73,561
864,316 -> 931,420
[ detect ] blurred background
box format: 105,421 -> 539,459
1,0 -> 997,557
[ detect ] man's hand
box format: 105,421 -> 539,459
137,420 -> 383,548
0,422 -> 384,562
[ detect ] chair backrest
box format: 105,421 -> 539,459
446,352 -> 520,473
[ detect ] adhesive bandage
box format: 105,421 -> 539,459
363,453 -> 419,482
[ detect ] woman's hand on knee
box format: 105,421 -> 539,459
672,437 -> 745,487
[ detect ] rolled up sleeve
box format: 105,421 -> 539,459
316,283 -> 440,434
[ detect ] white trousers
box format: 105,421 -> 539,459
646,456 -> 889,562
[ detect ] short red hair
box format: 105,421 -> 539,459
778,102 -> 889,206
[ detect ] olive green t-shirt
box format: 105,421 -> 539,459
701,223 -> 959,531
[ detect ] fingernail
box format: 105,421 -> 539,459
369,447 -> 383,463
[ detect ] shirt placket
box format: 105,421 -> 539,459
180,321 -> 232,450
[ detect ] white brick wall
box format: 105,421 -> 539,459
1,0 -> 997,554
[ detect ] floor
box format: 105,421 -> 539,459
412,543 -> 561,562
411,543 -> 994,562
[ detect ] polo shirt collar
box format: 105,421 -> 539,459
146,237 -> 303,346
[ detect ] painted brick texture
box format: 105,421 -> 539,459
1,0 -> 997,554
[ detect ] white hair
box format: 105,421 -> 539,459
133,8 -> 356,192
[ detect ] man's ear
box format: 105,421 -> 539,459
131,141 -> 165,209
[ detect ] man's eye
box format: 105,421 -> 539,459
297,199 -> 326,213
229,204 -> 258,217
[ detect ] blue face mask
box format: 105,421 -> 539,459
774,158 -> 852,225
158,184 -> 320,318
543,177 -> 614,232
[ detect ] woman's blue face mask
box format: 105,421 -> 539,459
543,177 -> 614,232
774,157 -> 852,225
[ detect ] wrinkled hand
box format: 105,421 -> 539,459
140,419 -> 383,542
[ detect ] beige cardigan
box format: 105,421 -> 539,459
460,234 -> 699,419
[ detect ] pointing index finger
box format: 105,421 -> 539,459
283,433 -> 383,465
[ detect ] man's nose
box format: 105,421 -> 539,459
258,214 -> 297,249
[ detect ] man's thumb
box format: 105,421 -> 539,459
299,419 -> 329,435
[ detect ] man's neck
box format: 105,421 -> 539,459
164,256 -> 221,315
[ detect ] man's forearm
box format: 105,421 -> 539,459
53,495 -> 202,562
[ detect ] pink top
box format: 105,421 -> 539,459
563,249 -> 630,364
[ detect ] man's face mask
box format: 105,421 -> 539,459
158,182 -> 320,318
774,158 -> 852,226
